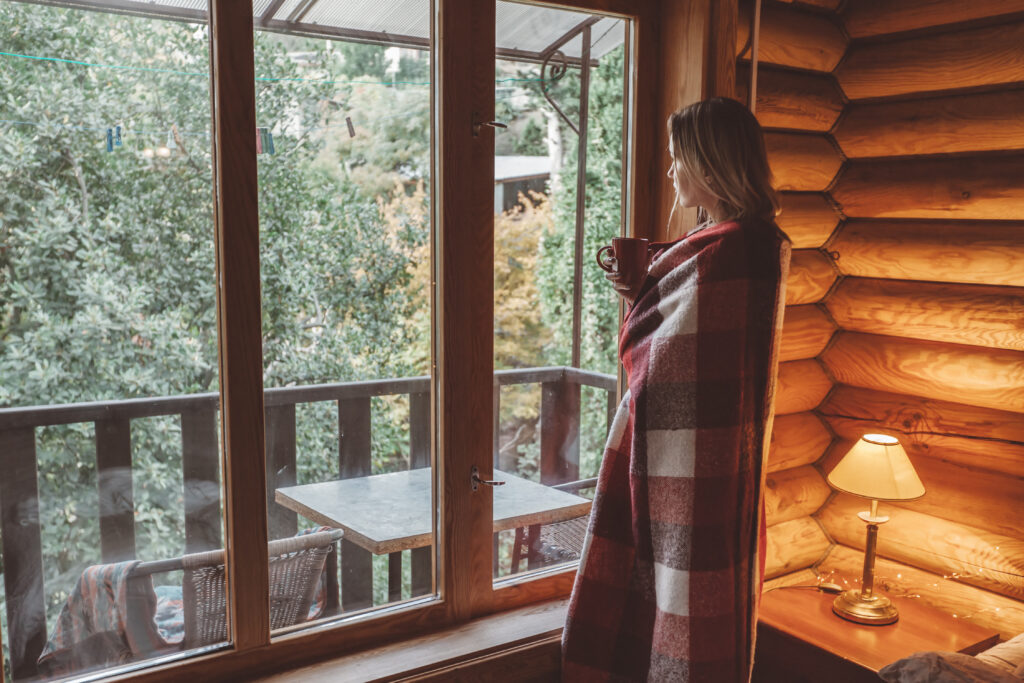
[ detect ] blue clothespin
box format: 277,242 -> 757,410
114,125 -> 123,147
105,128 -> 113,152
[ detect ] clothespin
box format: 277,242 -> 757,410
166,128 -> 178,151
105,128 -> 114,152
114,125 -> 123,148
257,127 -> 275,155
346,116 -> 355,138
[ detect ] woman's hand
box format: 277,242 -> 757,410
605,270 -> 644,305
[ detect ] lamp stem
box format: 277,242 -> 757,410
861,521 -> 879,599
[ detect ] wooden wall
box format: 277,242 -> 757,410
743,0 -> 1024,640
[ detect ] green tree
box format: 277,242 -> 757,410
0,3 -> 432,656
537,46 -> 626,477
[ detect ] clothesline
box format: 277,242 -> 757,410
0,49 -> 545,87
0,87 -> 532,152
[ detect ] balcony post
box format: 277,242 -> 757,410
265,404 -> 298,540
182,406 -> 223,553
338,397 -> 373,611
540,373 -> 581,485
96,417 -> 136,562
0,428 -> 46,679
409,391 -> 432,597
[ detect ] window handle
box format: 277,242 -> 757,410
472,112 -> 507,137
471,466 -> 505,491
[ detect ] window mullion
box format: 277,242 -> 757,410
435,0 -> 498,620
209,0 -> 271,650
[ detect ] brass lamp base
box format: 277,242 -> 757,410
832,589 -> 899,625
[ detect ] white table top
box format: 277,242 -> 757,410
275,468 -> 592,554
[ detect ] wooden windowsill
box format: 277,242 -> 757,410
255,598 -> 569,682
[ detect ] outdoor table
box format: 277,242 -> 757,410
275,468 -> 592,555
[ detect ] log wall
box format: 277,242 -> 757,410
742,0 -> 1024,634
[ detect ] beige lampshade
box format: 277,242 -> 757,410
827,434 -> 925,501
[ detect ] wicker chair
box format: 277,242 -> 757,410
511,516 -> 588,573
130,528 -> 343,649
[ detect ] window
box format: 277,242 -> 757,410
491,3 -> 631,581
253,7 -> 436,623
0,0 -> 640,679
0,4 -> 225,679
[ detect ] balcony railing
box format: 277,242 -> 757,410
0,366 -> 616,679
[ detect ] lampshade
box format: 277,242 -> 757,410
827,434 -> 925,501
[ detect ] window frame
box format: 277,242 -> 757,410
93,0 -> 668,679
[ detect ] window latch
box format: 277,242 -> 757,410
472,112 -> 507,137
471,466 -> 505,491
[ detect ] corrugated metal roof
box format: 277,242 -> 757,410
494,4 -> 623,59
15,0 -> 624,61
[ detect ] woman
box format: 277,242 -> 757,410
562,97 -> 791,682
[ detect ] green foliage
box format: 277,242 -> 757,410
0,4 -> 432,652
0,3 -> 626,669
538,46 -> 625,377
514,118 -> 548,156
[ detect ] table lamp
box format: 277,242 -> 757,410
826,434 -> 925,625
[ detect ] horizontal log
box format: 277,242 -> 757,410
780,305 -> 836,362
834,90 -> 1024,158
903,457 -> 1024,540
786,250 -> 838,305
765,466 -> 831,525
820,385 -> 1024,446
765,132 -> 843,192
766,516 -> 832,580
837,21 -> 1024,99
820,331 -> 1024,413
763,568 -> 820,593
842,0 -> 1024,39
831,156 -> 1024,219
776,360 -> 833,415
768,411 -> 833,472
818,544 -> 1024,640
737,64 -> 844,132
823,412 -> 1024,478
826,277 -> 1024,351
776,192 -> 841,249
819,494 -> 1024,600
830,220 -> 1024,286
738,1 -> 847,72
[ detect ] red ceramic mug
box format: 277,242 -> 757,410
596,237 -> 650,285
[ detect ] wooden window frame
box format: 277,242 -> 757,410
98,0 -> 741,679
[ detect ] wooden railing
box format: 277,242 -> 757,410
0,366 -> 615,679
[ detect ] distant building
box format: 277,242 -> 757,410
494,155 -> 551,214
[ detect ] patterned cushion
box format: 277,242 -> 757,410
879,651 -> 1020,683
977,633 -> 1024,675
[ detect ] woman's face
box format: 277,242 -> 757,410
668,136 -> 718,212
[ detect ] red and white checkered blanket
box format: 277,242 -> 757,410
563,219 -> 790,682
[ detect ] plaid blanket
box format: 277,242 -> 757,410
37,561 -> 171,677
563,219 -> 790,682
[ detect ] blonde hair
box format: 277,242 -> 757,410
668,97 -> 779,226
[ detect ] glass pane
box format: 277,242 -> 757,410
253,1 -> 435,630
492,3 -> 630,580
0,2 -> 225,680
